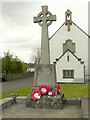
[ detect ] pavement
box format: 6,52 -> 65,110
2,103 -> 82,118
1,97 -> 90,119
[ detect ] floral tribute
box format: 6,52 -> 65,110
31,84 -> 61,101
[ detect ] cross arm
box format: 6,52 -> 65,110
47,15 -> 56,21
33,16 -> 42,23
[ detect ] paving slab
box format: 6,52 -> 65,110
2,102 -> 82,118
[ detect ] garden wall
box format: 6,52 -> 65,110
6,72 -> 34,81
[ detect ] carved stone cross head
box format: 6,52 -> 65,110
34,5 -> 56,27
33,5 -> 56,64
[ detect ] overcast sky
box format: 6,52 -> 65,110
0,0 -> 89,63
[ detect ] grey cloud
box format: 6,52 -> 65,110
1,1 -> 88,63
2,2 -> 40,26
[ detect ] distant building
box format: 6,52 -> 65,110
26,63 -> 35,72
49,10 -> 90,83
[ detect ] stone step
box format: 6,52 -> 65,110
15,96 -> 26,104
81,97 -> 90,118
63,98 -> 81,105
1,96 -> 90,118
0,97 -> 15,110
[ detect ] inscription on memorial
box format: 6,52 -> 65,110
34,64 -> 57,89
37,68 -> 51,86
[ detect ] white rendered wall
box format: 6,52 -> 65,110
49,23 -> 88,77
88,2 -> 90,80
56,51 -> 84,83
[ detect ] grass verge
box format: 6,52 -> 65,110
0,86 -> 32,99
0,84 -> 89,99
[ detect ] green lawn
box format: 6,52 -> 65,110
61,84 -> 89,98
0,84 -> 89,99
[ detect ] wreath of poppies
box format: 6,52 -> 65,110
57,84 -> 61,95
31,89 -> 41,101
31,84 -> 61,101
39,84 -> 48,95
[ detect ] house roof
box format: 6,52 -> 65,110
55,49 -> 84,64
49,21 -> 90,40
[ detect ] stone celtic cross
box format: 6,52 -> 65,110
34,5 -> 56,64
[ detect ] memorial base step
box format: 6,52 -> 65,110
26,93 -> 64,109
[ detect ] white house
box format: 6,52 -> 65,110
49,9 -> 90,83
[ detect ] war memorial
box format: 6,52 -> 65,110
1,5 -> 89,119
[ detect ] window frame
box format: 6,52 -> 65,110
63,40 -> 76,53
63,70 -> 74,79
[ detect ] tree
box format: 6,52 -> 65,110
2,51 -> 27,75
32,48 -> 41,64
2,51 -> 13,75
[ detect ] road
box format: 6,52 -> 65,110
1,77 -> 34,93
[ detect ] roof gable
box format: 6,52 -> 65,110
54,49 -> 84,65
49,21 -> 90,40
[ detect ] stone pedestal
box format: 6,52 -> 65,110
26,93 -> 64,109
33,64 -> 57,91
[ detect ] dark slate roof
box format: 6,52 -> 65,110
49,21 -> 90,40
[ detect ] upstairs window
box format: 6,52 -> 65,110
63,39 -> 76,53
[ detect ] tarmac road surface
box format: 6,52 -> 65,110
2,76 -> 34,93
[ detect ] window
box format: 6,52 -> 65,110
66,14 -> 71,20
67,55 -> 69,62
63,70 -> 74,79
63,39 -> 76,53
